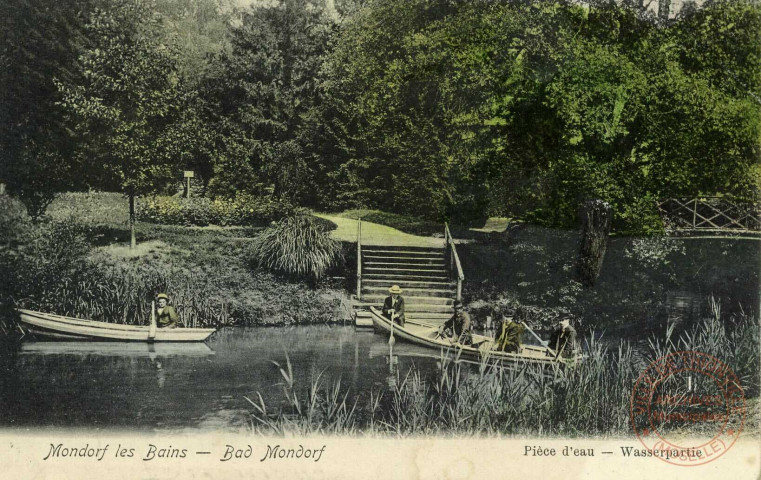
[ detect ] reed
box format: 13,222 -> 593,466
248,305 -> 758,436
247,215 -> 343,282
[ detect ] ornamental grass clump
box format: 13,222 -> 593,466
247,215 -> 343,282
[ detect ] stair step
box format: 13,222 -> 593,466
354,302 -> 454,314
362,287 -> 455,297
363,253 -> 445,261
364,267 -> 446,274
362,295 -> 453,305
362,278 -> 456,284
364,273 -> 450,281
364,261 -> 446,268
362,249 -> 444,257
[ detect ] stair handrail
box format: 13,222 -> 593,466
356,217 -> 362,300
444,222 -> 464,301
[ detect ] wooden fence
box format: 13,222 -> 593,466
656,197 -> 761,232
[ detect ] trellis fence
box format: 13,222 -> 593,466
657,197 -> 761,233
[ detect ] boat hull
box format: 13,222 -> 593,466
18,309 -> 216,342
368,307 -> 578,366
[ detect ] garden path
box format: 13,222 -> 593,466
315,214 -> 445,247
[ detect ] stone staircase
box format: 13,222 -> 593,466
354,245 -> 456,326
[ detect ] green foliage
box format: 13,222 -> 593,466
137,194 -> 296,226
202,0 -> 337,202
0,0 -> 100,218
0,194 -> 346,327
310,0 -> 760,231
56,0 -> 197,197
247,215 -> 343,281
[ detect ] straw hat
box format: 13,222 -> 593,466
156,293 -> 169,300
388,285 -> 403,294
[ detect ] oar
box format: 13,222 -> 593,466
388,308 -> 396,346
149,301 -> 157,341
521,321 -> 548,347
554,338 -> 567,361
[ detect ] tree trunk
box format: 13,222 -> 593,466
129,190 -> 136,249
658,0 -> 671,22
575,199 -> 612,288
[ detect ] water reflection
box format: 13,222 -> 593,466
0,326 -> 447,431
20,342 -> 215,358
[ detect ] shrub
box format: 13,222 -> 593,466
247,215 -> 343,281
137,194 -> 295,227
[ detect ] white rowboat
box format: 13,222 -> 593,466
18,309 -> 216,342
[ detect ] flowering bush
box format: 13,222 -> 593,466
137,195 -> 295,227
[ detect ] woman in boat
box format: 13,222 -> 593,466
494,315 -> 524,352
550,318 -> 577,358
155,293 -> 179,328
382,285 -> 406,326
438,300 -> 472,345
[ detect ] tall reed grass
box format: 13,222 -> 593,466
248,304 -> 758,436
247,215 -> 343,281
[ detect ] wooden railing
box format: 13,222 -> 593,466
657,197 -> 761,232
356,218 -> 362,300
444,223 -> 464,301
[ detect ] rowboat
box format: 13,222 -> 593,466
369,307 -> 581,367
17,309 -> 216,342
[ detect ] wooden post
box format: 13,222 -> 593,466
129,190 -> 137,249
356,218 -> 362,301
692,198 -> 698,228
184,171 -> 194,198
575,199 -> 612,287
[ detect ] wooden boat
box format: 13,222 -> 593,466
17,309 -> 216,342
369,307 -> 581,367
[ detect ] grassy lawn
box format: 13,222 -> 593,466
2,192 -> 351,327
333,209 -> 443,237
316,213 -> 445,247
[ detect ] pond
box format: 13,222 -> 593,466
0,326 -> 457,432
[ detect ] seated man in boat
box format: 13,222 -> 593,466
550,318 -> 577,358
438,300 -> 472,345
493,315 -> 524,353
156,293 -> 179,328
383,285 -> 406,326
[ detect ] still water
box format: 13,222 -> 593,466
0,326 -> 449,432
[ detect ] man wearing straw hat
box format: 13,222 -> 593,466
383,285 -> 406,326
155,293 -> 179,328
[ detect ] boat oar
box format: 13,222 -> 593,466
388,308 -> 396,346
521,321 -> 548,347
149,301 -> 157,341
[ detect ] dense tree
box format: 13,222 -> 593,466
0,0 -> 100,218
57,0 -> 197,247
310,0 -> 759,230
203,0 -> 337,203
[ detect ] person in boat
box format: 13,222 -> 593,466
155,293 -> 179,328
438,300 -> 472,345
494,315 -> 524,353
383,285 -> 406,326
550,318 -> 577,358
